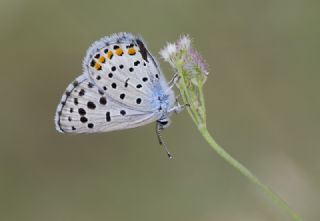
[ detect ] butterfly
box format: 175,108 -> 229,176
54,33 -> 184,159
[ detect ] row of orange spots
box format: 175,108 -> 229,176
92,46 -> 136,71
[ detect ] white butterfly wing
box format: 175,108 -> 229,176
82,33 -> 171,113
55,75 -> 159,133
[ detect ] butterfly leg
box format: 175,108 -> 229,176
166,73 -> 180,93
168,92 -> 190,114
167,73 -> 179,86
156,121 -> 173,160
169,102 -> 189,114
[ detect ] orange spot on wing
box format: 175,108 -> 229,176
128,48 -> 136,55
115,48 -> 123,56
99,56 -> 105,63
95,63 -> 101,70
106,51 -> 113,59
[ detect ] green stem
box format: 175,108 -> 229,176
164,37 -> 303,221
176,62 -> 201,125
199,126 -> 304,221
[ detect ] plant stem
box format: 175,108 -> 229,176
161,36 -> 303,221
199,126 -> 304,221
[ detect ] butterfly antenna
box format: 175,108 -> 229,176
156,122 -> 173,160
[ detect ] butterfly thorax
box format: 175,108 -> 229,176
152,78 -> 175,122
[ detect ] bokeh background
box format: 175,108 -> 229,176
1,0 -> 319,220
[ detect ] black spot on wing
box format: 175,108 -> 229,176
99,97 -> 107,105
87,101 -> 96,109
136,39 -> 148,62
106,112 -> 111,122
55,76 -> 88,133
80,116 -> 88,123
124,78 -> 129,88
98,89 -> 104,95
79,89 -> 85,96
78,108 -> 86,115
88,82 -> 94,88
73,81 -> 79,87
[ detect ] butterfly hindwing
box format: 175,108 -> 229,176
82,33 -> 164,112
55,75 -> 159,133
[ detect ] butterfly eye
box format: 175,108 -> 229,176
159,119 -> 171,128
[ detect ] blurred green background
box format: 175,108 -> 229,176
1,0 -> 319,220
